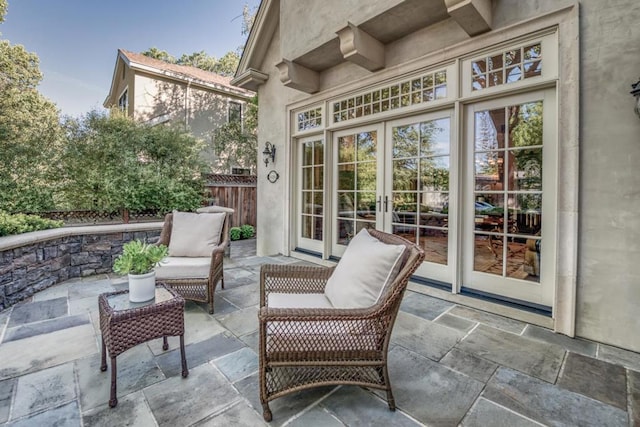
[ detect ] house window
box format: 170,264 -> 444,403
296,107 -> 322,131
332,69 -> 447,124
118,89 -> 128,112
471,42 -> 542,91
229,101 -> 242,123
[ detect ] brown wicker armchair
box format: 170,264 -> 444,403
258,229 -> 425,422
155,210 -> 231,314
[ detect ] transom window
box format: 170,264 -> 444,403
296,107 -> 322,131
472,42 -> 542,91
332,70 -> 447,124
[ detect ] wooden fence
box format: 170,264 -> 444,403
204,174 -> 257,228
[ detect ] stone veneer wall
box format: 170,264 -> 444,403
0,223 -> 162,311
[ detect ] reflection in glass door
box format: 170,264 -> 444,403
299,138 -> 324,252
334,126 -> 382,255
388,114 -> 452,281
465,90 -> 556,306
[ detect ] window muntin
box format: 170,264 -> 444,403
301,139 -> 324,241
472,101 -> 543,282
332,70 -> 447,124
297,107 -> 322,131
472,43 -> 542,91
391,118 -> 451,265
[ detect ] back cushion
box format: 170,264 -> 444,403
324,228 -> 406,308
168,211 -> 225,257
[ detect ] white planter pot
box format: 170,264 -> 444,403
128,271 -> 156,302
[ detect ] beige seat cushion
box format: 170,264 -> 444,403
268,293 -> 333,309
168,211 -> 225,257
155,257 -> 211,279
324,228 -> 406,309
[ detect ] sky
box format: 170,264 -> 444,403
1,0 -> 260,117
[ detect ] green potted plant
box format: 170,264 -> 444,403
113,240 -> 168,302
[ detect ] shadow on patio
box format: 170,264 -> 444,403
0,238 -> 638,426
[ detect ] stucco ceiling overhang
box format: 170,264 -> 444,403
234,0 -> 492,93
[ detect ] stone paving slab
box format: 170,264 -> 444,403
218,283 -> 260,308
76,343 -> 165,411
82,390 -> 156,427
3,313 -> 89,343
386,346 -> 484,426
629,369 -> 640,426
214,347 -> 258,383
194,400 -> 267,426
460,397 -> 543,427
434,313 -> 476,333
599,343 -> 640,372
144,363 -> 241,427
6,401 -> 81,427
483,367 -> 628,426
239,330 -> 259,352
391,311 -> 464,361
217,306 -> 259,337
7,297 -> 68,327
399,292 -> 454,321
286,405 -> 343,427
0,378 -> 15,424
557,352 -> 627,410
211,295 -> 241,316
155,332 -> 245,378
448,306 -> 526,334
523,324 -> 597,357
0,323 -> 97,381
456,324 -> 564,383
233,372 -> 336,426
439,348 -> 498,383
11,362 -> 76,420
321,386 -> 420,426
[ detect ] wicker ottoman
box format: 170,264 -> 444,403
98,284 -> 188,408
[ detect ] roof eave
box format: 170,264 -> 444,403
235,0 -> 279,86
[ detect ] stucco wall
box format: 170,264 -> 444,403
133,72 -> 247,172
575,0 -> 640,350
255,0 -> 640,352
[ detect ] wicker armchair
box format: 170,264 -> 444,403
155,210 -> 231,314
258,229 -> 425,422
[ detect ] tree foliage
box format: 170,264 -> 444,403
0,19 -> 63,212
212,95 -> 258,173
60,110 -> 206,213
141,48 -> 240,77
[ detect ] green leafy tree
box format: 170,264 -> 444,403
212,94 -> 258,173
0,2 -> 63,212
60,110 -> 205,213
141,47 -> 176,63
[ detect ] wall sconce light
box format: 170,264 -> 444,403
631,79 -> 640,119
262,141 -> 276,167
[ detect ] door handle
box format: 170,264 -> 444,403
384,196 -> 389,212
377,196 -> 382,212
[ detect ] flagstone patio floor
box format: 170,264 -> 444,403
1,238 -> 639,426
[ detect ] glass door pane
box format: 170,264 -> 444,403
335,128 -> 380,251
472,102 -> 542,282
391,118 -> 451,265
298,137 -> 324,253
464,89 -> 555,307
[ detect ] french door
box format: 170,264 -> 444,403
462,89 -> 556,307
332,112 -> 454,280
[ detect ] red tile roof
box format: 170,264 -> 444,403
119,49 -> 253,95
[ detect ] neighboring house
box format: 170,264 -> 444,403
232,0 -> 640,353
104,49 -> 254,173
